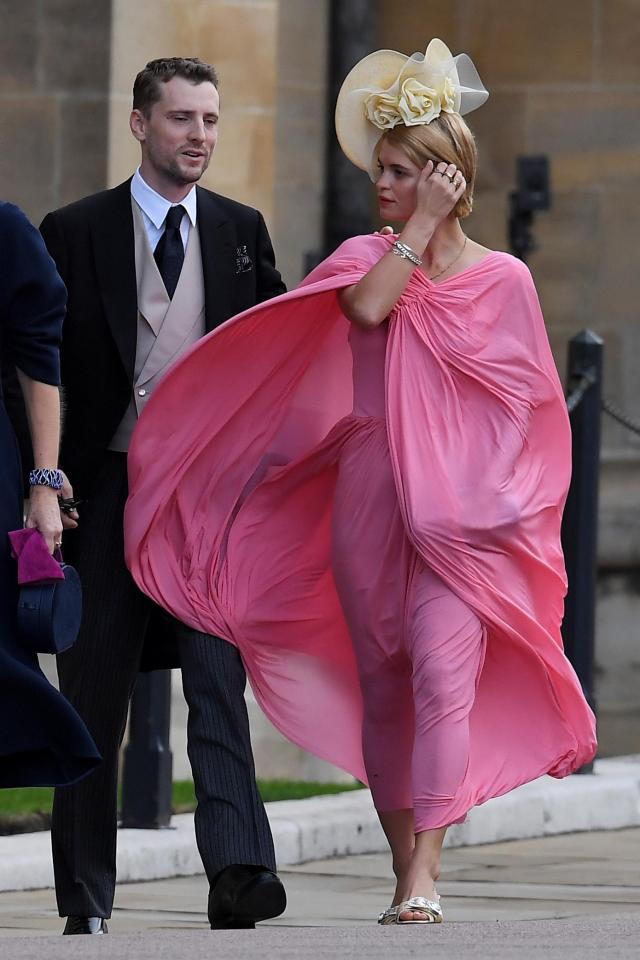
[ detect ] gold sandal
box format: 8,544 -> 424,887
396,896 -> 443,924
377,904 -> 399,925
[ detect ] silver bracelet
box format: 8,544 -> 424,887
391,240 -> 423,267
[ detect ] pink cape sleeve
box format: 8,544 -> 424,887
125,240 -> 596,789
385,255 -> 596,780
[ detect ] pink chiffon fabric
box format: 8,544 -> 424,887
125,234 -> 597,825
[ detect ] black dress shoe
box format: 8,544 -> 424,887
208,864 -> 286,929
62,916 -> 108,935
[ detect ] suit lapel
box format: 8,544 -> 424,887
197,187 -> 236,333
90,183 -> 236,376
90,179 -> 138,383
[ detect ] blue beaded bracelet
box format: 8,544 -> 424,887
28,468 -> 64,490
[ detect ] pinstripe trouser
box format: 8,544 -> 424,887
52,453 -> 275,919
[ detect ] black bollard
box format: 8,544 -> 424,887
561,330 -> 604,772
121,670 -> 173,828
324,0 -> 377,253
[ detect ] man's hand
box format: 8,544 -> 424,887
58,469 -> 80,529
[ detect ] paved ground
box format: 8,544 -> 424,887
0,828 -> 638,958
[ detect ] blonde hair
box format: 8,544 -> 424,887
379,112 -> 478,218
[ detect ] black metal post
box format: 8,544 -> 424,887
325,1 -> 376,251
305,0 -> 377,272
121,670 -> 173,828
561,330 -> 604,772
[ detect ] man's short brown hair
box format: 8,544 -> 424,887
133,57 -> 219,116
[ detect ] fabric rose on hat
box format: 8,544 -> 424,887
364,90 -> 402,130
397,77 -> 441,125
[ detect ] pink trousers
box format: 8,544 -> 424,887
331,418 -> 486,832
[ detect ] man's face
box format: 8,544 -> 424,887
131,76 -> 220,189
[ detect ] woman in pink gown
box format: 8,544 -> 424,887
125,40 -> 597,926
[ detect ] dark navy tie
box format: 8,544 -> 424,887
154,205 -> 186,299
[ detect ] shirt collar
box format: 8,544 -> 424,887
131,168 -> 198,229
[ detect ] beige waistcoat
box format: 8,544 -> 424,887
109,199 -> 206,452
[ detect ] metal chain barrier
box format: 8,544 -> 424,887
602,396 -> 640,436
566,368 -> 640,436
566,369 -> 597,414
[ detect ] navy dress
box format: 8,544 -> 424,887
0,202 -> 100,787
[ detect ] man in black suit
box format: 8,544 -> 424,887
40,57 -> 287,935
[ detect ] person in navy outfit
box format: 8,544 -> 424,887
0,200 -> 100,788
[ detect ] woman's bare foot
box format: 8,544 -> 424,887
376,815 -> 446,923
396,860 -> 440,921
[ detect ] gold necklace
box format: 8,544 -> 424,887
427,236 -> 467,281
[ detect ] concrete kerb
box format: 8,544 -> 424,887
1,755 -> 638,893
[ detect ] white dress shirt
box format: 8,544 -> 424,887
130,168 -> 197,253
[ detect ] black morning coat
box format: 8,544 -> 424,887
39,179 -> 286,670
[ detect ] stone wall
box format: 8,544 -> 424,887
0,0 -> 111,223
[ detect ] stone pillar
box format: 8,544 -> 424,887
108,0 -> 349,781
108,0 -> 278,225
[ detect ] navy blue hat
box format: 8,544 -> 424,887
17,562 -> 82,655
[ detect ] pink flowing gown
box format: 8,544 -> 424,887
125,234 -> 597,821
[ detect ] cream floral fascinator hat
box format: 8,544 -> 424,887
335,38 -> 488,176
